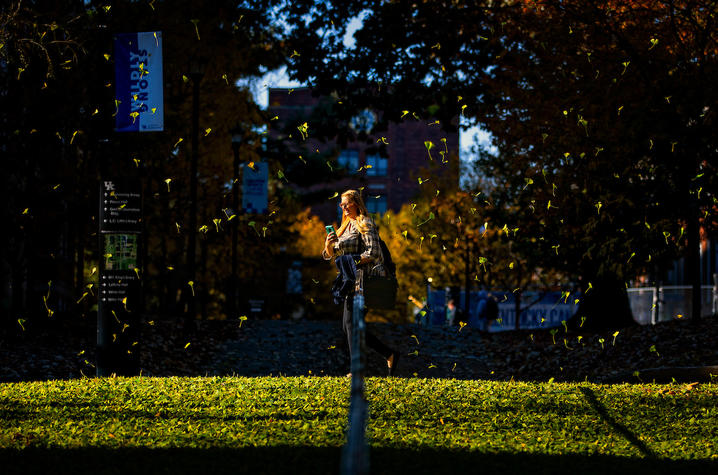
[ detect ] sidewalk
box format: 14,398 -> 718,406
2,315 -> 717,383
211,320 -> 492,379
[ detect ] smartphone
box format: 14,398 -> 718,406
325,225 -> 335,235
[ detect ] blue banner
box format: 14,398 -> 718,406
114,31 -> 164,132
242,162 -> 268,214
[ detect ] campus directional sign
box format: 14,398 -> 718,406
98,180 -> 143,376
100,180 -> 142,233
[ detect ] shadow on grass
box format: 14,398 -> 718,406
579,386 -> 655,458
1,446 -> 716,475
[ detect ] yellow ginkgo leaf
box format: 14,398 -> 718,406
190,19 -> 201,40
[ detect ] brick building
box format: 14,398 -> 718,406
268,87 -> 460,224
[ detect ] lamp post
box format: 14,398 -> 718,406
230,128 -> 242,316
425,277 -> 433,325
186,56 -> 206,322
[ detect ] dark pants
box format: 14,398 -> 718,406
342,295 -> 393,363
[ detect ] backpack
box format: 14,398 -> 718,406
378,238 -> 396,277
484,296 -> 499,321
363,235 -> 398,310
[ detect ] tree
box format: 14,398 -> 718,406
282,0 -> 718,326
1,0 -> 300,330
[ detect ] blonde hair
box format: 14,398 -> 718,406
336,189 -> 371,236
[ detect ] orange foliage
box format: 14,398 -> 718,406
287,208 -> 328,258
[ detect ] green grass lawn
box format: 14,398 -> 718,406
1,377 -> 717,474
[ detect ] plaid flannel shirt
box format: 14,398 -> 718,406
322,218 -> 385,276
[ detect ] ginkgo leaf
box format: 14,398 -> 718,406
297,122 -> 308,140
190,19 -> 201,40
424,141 -> 434,160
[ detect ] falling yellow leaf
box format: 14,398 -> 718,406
190,19 -> 201,40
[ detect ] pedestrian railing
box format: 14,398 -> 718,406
627,284 -> 715,324
341,270 -> 369,475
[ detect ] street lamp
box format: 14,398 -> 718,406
425,277 -> 433,325
186,56 -> 207,323
229,127 -> 243,315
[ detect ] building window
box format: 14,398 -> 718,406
366,195 -> 388,215
366,154 -> 388,176
338,149 -> 359,174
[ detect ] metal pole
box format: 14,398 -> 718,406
231,142 -> 240,316
464,234 -> 471,325
341,271 -> 369,475
651,282 -> 661,325
712,273 -> 717,316
187,75 -> 200,320
426,280 -> 431,326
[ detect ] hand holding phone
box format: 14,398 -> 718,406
325,225 -> 336,235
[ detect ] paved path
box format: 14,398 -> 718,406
211,320 -> 493,379
5,315 -> 717,383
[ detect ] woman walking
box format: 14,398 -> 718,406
322,189 -> 400,376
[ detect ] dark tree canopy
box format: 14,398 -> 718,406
281,0 -> 718,325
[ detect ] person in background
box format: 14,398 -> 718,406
446,299 -> 457,326
475,297 -> 488,331
322,189 -> 400,376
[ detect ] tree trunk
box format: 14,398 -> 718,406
463,232 -> 471,319
514,259 -> 521,330
686,201 -> 702,321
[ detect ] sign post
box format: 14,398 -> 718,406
98,180 -> 143,376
